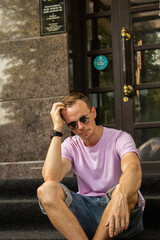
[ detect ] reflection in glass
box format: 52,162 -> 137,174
135,89 -> 160,122
135,128 -> 160,162
88,54 -> 113,88
69,56 -> 74,91
87,17 -> 112,50
132,10 -> 160,45
130,0 -> 159,8
90,92 -> 114,125
87,0 -> 111,13
135,49 -> 160,84
67,0 -> 73,53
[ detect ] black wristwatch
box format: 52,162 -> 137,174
50,130 -> 63,139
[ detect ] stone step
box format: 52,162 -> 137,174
133,230 -> 160,240
0,174 -> 159,199
142,195 -> 160,230
0,229 -> 160,240
0,175 -> 159,229
0,199 -> 51,231
141,174 -> 160,196
0,175 -> 159,239
0,194 -> 159,231
0,177 -> 78,200
0,229 -> 65,240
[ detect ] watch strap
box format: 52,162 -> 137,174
51,130 -> 63,139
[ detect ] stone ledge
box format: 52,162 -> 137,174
0,161 -> 74,180
0,161 -> 44,179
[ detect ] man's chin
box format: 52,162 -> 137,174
79,130 -> 90,137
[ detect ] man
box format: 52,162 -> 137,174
37,92 -> 144,240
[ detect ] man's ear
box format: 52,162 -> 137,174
91,106 -> 97,119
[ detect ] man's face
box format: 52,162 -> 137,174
62,100 -> 97,141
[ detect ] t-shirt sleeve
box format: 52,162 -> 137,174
61,138 -> 73,163
116,131 -> 139,159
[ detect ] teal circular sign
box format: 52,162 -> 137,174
93,55 -> 108,70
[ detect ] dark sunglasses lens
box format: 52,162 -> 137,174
80,114 -> 90,123
68,113 -> 90,129
68,121 -> 77,129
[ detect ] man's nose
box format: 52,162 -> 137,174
77,121 -> 85,129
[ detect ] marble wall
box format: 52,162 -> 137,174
0,0 -> 70,179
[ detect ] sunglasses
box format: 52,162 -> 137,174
67,111 -> 92,130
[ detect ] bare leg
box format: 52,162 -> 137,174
93,200 -> 112,240
37,181 -> 88,240
93,187 -> 138,240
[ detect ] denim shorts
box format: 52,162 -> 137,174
39,184 -> 143,239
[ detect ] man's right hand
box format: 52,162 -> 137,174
50,102 -> 66,132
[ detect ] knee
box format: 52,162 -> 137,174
37,181 -> 64,208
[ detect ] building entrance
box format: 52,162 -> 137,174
69,0 -> 160,165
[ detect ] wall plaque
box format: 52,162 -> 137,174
40,0 -> 66,35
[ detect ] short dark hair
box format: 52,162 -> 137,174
62,92 -> 92,110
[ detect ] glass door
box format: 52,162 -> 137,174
68,0 -> 160,167
130,0 -> 160,164
87,0 -> 115,128
86,0 -> 160,165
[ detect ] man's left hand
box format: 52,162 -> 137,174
105,185 -> 130,238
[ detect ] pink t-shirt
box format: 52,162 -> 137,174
62,127 -> 140,197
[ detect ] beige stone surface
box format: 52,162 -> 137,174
0,0 -> 70,178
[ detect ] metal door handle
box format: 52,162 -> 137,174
121,27 -> 131,41
121,27 -> 134,102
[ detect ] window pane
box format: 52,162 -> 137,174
135,128 -> 160,162
135,89 -> 160,122
89,92 -> 115,125
132,10 -> 160,45
69,56 -> 74,90
87,17 -> 112,50
87,0 -> 111,13
135,49 -> 160,84
88,54 -> 113,87
130,0 -> 159,8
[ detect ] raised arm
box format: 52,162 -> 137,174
42,102 -> 72,182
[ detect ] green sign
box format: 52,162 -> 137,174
93,55 -> 108,70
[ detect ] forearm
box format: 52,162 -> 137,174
42,102 -> 66,182
42,136 -> 62,182
119,162 -> 142,198
105,153 -> 142,238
